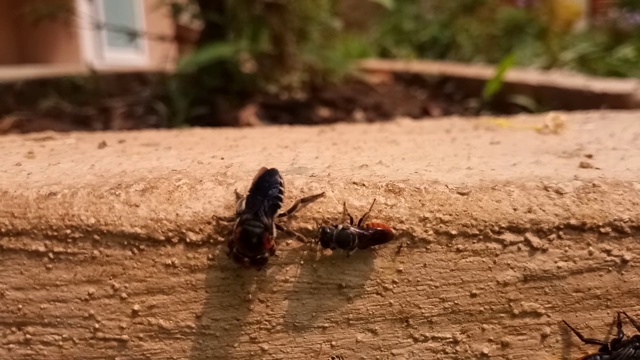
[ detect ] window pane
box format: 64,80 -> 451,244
102,0 -> 140,49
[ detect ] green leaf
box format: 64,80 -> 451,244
482,52 -> 516,102
368,0 -> 395,10
177,42 -> 239,73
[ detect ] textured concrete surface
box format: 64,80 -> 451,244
1,110 -> 640,359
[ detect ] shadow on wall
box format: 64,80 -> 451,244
281,249 -> 376,332
189,239 -> 377,359
188,247 -> 259,360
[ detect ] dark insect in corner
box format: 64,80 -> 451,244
329,356 -> 345,360
317,199 -> 395,256
215,167 -> 325,270
564,311 -> 640,360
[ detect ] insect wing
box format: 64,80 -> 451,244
244,168 -> 283,219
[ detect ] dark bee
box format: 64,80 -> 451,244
329,356 -> 345,360
317,199 -> 395,256
564,311 -> 640,360
216,167 -> 324,270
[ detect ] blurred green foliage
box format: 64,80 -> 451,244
371,0 -> 640,77
162,0 -> 376,125
167,0 -> 376,92
619,0 -> 640,11
373,0 -> 546,64
162,0 -> 640,125
482,52 -> 516,103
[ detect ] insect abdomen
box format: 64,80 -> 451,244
245,167 -> 285,219
358,223 -> 395,248
364,222 -> 393,231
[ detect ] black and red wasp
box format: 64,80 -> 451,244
563,311 -> 640,360
317,199 -> 395,256
215,167 -> 325,270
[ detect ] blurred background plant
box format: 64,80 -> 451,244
372,0 -> 547,65
6,0 -> 640,131
371,0 -> 640,76
171,0 -> 640,125
163,0 -> 376,126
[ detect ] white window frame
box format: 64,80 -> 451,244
76,0 -> 149,68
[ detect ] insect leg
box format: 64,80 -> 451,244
563,320 -> 609,346
234,190 -> 247,216
278,192 -> 326,218
342,202 -> 354,225
275,223 -> 309,243
269,223 -> 277,256
609,312 -> 625,348
357,198 -> 377,227
622,311 -> 640,332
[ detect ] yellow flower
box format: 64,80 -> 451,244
545,0 -> 585,32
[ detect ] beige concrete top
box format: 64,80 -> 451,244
1,109 -> 640,241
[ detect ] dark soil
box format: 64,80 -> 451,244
0,73 -> 169,134
254,74 -> 459,125
0,71 -> 528,135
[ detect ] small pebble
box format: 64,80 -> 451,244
452,333 -> 463,343
579,161 -> 594,169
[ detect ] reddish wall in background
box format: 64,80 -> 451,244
591,0 -> 616,19
0,0 -> 81,65
0,1 -> 20,64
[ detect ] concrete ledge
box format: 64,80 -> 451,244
0,64 -> 172,84
1,110 -> 640,359
359,59 -> 640,110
